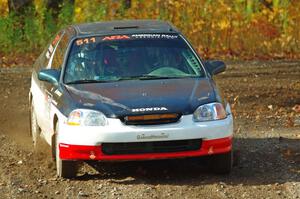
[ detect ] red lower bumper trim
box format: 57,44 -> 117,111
59,137 -> 232,161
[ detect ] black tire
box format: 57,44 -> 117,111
209,150 -> 233,174
55,123 -> 77,178
30,101 -> 41,149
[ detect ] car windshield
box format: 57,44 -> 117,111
64,34 -> 205,84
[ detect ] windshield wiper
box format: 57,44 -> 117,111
66,79 -> 113,84
139,75 -> 175,80
67,75 -> 199,84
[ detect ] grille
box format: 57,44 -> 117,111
102,139 -> 202,155
121,113 -> 181,125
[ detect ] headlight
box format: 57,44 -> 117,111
67,109 -> 107,126
193,103 -> 226,122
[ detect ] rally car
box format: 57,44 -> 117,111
29,20 -> 233,178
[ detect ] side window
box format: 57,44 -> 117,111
51,33 -> 69,70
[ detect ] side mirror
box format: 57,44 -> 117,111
205,60 -> 226,76
38,69 -> 60,86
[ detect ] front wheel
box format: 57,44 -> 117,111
55,123 -> 77,178
209,150 -> 233,174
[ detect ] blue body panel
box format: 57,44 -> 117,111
54,78 -> 219,118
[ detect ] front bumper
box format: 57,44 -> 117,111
59,137 -> 232,161
58,114 -> 233,161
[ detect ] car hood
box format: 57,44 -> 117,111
64,78 -> 216,118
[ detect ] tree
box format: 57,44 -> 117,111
8,0 -> 33,14
47,0 -> 74,19
123,0 -> 131,9
0,0 -> 9,16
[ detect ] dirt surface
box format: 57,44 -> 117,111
0,61 -> 300,199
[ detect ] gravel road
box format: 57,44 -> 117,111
0,61 -> 299,199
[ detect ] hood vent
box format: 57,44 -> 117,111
121,113 -> 181,125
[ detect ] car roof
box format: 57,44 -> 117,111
69,20 -> 180,37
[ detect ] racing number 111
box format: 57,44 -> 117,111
76,37 -> 96,46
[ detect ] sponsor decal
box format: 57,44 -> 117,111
54,89 -> 62,97
131,34 -> 178,39
137,133 -> 169,140
83,103 -> 95,107
76,37 -> 96,46
52,34 -> 61,46
45,93 -> 52,119
131,107 -> 168,112
46,44 -> 54,59
52,100 -> 58,106
102,35 -> 130,41
45,51 -> 50,59
48,44 -> 54,53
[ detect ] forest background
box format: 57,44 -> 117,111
0,0 -> 299,66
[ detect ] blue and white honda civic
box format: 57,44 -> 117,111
29,20 -> 233,178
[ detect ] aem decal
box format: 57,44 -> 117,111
102,35 -> 130,41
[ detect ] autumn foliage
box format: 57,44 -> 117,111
0,0 -> 299,60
